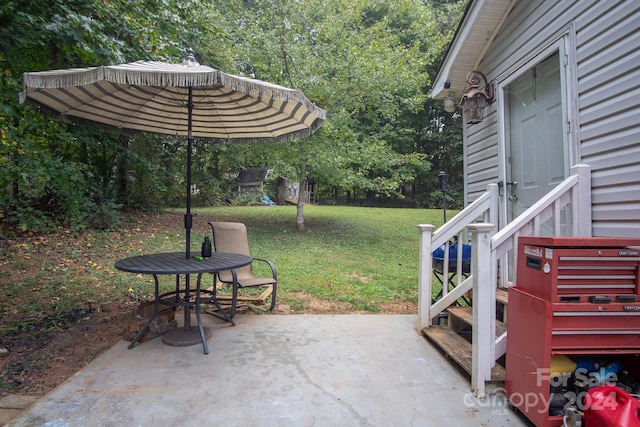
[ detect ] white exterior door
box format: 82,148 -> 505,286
506,52 -> 566,224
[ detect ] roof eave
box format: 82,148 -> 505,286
431,0 -> 515,100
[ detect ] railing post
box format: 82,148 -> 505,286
417,224 -> 436,330
571,164 -> 592,237
485,183 -> 500,228
468,223 -> 495,398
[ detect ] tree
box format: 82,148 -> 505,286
0,0 -> 220,230
208,0 -> 458,228
1,0 -> 466,232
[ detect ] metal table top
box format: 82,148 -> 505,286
115,252 -> 252,275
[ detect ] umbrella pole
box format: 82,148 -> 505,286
185,87 -> 194,259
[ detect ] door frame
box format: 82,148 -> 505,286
494,26 -> 579,285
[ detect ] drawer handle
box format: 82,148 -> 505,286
588,296 -> 611,303
554,311 -> 640,316
526,256 -> 541,270
552,330 -> 640,335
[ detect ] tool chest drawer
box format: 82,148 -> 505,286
516,236 -> 640,303
510,288 -> 640,351
551,304 -> 640,330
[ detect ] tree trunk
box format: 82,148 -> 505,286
296,192 -> 305,232
116,134 -> 129,205
276,176 -> 286,205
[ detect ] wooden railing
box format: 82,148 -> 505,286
417,164 -> 592,397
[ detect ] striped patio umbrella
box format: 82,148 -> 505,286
20,49 -> 326,257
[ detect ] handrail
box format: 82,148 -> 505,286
417,164 -> 592,398
491,164 -> 592,285
432,189 -> 493,249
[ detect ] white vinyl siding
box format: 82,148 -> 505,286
462,0 -> 640,237
575,1 -> 640,237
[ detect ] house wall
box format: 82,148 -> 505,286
464,0 -> 640,237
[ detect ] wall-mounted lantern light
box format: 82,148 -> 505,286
460,70 -> 494,124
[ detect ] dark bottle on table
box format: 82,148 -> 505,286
201,236 -> 212,257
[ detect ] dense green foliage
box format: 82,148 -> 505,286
0,0 -> 465,232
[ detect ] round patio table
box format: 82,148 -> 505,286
115,252 -> 252,354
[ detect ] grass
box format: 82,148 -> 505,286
188,205 -> 448,312
0,205 -> 450,331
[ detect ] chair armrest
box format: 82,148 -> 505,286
253,257 -> 277,281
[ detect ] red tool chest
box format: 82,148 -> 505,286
505,237 -> 640,427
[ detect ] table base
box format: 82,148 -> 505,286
162,327 -> 211,347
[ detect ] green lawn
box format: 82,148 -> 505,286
1,205 -> 449,332
192,205 -> 446,312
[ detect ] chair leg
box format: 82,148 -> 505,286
229,269 -> 238,322
268,283 -> 277,311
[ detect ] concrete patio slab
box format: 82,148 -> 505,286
7,314 -> 530,426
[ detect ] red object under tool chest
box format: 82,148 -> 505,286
506,237 -> 640,427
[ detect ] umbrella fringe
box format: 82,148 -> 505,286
23,66 -> 104,89
23,63 -> 221,89
106,65 -> 219,87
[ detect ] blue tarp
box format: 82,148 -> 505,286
432,243 -> 471,262
262,195 -> 276,206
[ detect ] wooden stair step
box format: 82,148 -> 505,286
447,306 -> 507,336
422,326 -> 505,382
496,288 -> 508,306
